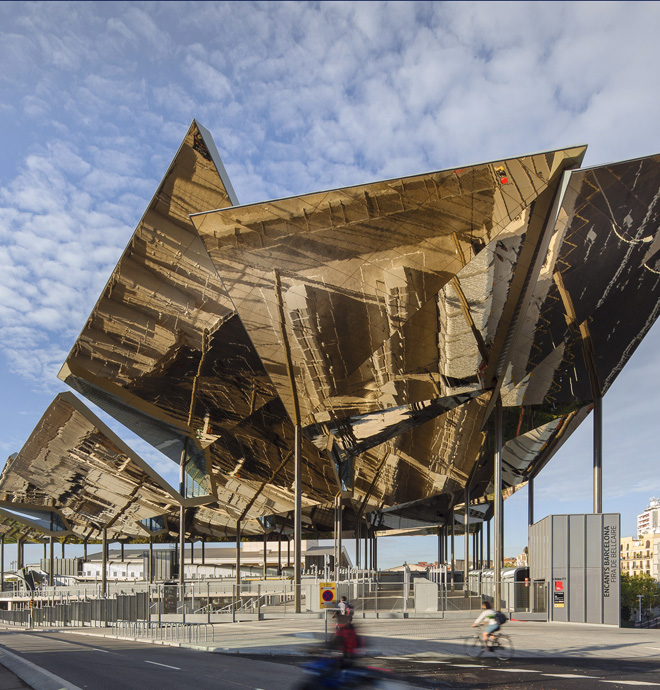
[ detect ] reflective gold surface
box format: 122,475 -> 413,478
0,393 -> 180,540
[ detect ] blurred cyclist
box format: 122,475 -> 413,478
472,600 -> 500,648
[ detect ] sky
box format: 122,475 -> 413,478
1,0 -> 660,570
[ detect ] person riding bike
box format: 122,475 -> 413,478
472,600 -> 503,649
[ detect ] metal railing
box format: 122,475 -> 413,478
0,576 -> 547,632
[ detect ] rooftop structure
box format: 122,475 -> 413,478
0,121 -> 657,599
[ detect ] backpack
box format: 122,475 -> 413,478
494,610 -> 507,625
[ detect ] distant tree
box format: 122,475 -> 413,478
620,573 -> 660,619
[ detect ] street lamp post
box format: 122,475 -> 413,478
637,594 -> 643,623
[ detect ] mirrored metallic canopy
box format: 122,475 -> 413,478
48,121 -> 660,538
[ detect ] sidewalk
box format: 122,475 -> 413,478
0,664 -> 30,690
54,617 -> 660,660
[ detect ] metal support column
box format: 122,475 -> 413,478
49,535 -> 54,586
120,541 -> 124,562
528,476 -> 534,527
494,396 -> 503,610
179,505 -> 186,595
235,520 -> 241,590
450,510 -> 455,589
0,536 -> 4,592
437,526 -> 442,568
18,538 -> 24,570
191,539 -> 195,564
178,438 -> 189,597
287,536 -> 291,567
102,528 -> 108,597
263,532 -> 268,580
334,494 -> 342,580
294,424 -> 302,612
149,537 -> 154,584
487,517 -> 491,568
593,393 -> 603,513
480,523 -> 484,569
83,536 -> 88,561
201,538 -> 206,565
356,521 -> 361,569
373,531 -> 377,572
464,485 -> 470,589
61,539 -> 65,559
277,532 -> 282,575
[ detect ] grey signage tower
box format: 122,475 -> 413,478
529,513 -> 620,626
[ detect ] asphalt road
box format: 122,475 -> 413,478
0,630 -> 305,690
3,628 -> 660,690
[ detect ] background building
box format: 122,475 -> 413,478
620,533 -> 660,579
637,498 -> 660,537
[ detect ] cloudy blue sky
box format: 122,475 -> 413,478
1,0 -> 660,569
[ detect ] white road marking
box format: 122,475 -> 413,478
92,649 -> 110,653
600,681 -> 660,686
493,669 -> 540,673
542,674 -> 599,679
409,659 -> 450,664
144,661 -> 181,670
450,664 -> 487,667
375,656 -> 411,660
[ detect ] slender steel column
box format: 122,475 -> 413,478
356,521 -> 361,569
149,537 -> 154,583
450,511 -> 455,589
480,523 -> 484,569
528,476 -> 534,527
61,540 -> 65,559
201,538 -> 206,565
334,494 -> 342,579
190,539 -> 195,564
49,536 -> 54,586
294,424 -> 302,612
593,393 -> 603,513
373,531 -> 378,571
0,536 -> 4,591
179,438 -> 189,595
120,541 -> 124,562
83,537 -> 88,561
287,535 -> 291,567
277,532 -> 282,575
235,520 -> 241,589
437,526 -> 442,567
263,532 -> 268,579
102,529 -> 108,597
487,517 -> 491,568
17,538 -> 24,569
494,396 -> 504,610
43,542 -> 47,560
464,485 -> 470,588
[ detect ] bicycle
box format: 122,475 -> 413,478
463,631 -> 514,661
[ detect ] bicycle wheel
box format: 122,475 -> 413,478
492,634 -> 514,661
463,634 -> 483,657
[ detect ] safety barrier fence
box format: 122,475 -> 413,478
0,578 -> 547,631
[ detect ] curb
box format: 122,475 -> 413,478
0,647 -> 84,690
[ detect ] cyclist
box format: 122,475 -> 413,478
472,600 -> 501,649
